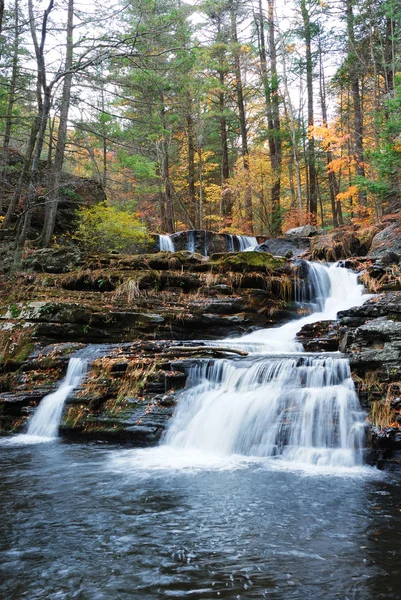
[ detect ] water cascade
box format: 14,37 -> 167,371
188,230 -> 195,253
236,235 -> 258,251
153,262 -> 371,469
187,230 -> 208,256
26,356 -> 88,439
227,234 -> 235,252
159,234 -> 175,252
165,356 -> 365,467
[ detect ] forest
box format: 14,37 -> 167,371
0,0 -> 400,249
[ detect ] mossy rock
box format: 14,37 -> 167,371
210,251 -> 286,273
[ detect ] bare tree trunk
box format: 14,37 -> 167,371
300,0 -> 317,224
230,0 -> 252,232
0,0 -> 19,210
345,0 -> 366,207
256,0 -> 281,235
268,0 -> 282,234
318,33 -> 339,227
41,0 -> 74,247
186,93 -> 196,216
0,0 -> 5,42
276,11 -> 302,218
160,101 -> 174,234
16,0 -> 55,249
218,70 -> 233,223
1,116 -> 40,232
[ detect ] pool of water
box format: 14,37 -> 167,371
1,441 -> 400,599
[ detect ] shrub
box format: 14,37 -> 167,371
74,204 -> 151,253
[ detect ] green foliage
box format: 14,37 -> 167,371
8,303 -> 21,318
364,76 -> 401,206
74,203 -> 151,253
60,187 -> 82,202
117,152 -> 157,180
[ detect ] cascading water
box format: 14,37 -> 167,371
3,348 -> 97,444
26,357 -> 87,439
165,356 -> 366,467
159,234 -> 175,252
236,235 -> 258,251
188,230 -> 195,253
131,261 -> 371,470
226,234 -> 235,252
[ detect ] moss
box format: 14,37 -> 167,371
12,342 -> 34,364
0,326 -> 34,367
210,252 -> 286,273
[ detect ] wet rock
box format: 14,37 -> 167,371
170,230 -> 228,255
254,237 -> 310,258
21,246 -> 81,273
296,321 -> 339,352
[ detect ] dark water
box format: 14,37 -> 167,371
1,442 -> 401,600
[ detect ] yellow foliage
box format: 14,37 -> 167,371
336,185 -> 359,201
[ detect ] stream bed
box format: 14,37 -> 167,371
1,441 -> 401,600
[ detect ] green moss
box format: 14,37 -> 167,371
210,252 -> 286,273
12,342 -> 34,364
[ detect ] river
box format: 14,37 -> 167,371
0,442 -> 400,599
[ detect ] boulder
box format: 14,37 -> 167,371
369,221 -> 401,259
285,224 -> 318,237
310,226 -> 378,261
255,237 -> 310,258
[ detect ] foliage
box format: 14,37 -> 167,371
74,204 -> 151,253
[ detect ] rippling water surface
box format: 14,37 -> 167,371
1,441 -> 401,600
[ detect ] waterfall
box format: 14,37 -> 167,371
2,348 -> 99,445
226,262 -> 369,353
159,234 -> 175,252
26,357 -> 87,439
236,235 -> 258,251
165,356 -> 366,467
188,230 -> 195,253
227,234 -> 235,252
141,262 -> 371,470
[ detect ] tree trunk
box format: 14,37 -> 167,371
0,0 -> 19,210
318,33 -> 339,227
230,1 -> 252,232
160,102 -> 174,234
268,0 -> 282,235
186,93 -> 196,217
16,0 -> 55,249
41,0 -> 74,247
1,116 -> 40,232
218,71 -> 233,223
300,0 -> 317,223
345,0 -> 366,207
0,0 -> 5,41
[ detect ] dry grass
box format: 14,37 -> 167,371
369,382 -> 401,428
112,278 -> 144,302
371,399 -> 395,428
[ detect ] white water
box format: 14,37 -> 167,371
236,235 -> 258,251
226,234 -> 258,252
163,356 -> 366,468
225,262 -> 370,353
188,230 -> 195,252
1,357 -> 88,445
120,262 -> 372,472
159,234 -> 175,252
